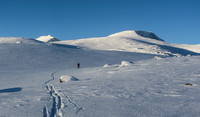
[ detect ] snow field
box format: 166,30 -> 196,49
49,56 -> 200,117
1,30 -> 200,116
1,56 -> 200,116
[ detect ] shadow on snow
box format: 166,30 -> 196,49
0,87 -> 22,93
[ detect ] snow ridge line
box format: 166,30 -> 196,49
43,72 -> 64,117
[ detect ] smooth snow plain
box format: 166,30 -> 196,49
1,31 -> 200,117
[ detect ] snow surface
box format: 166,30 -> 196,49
1,31 -> 200,117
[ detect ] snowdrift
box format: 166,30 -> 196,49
119,61 -> 134,67
60,75 -> 79,83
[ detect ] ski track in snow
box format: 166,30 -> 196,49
43,72 -> 64,117
62,92 -> 84,114
43,106 -> 49,117
44,72 -> 56,85
43,72 -> 83,117
45,84 -> 63,117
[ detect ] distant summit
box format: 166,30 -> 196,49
135,30 -> 164,41
36,35 -> 60,43
109,30 -> 164,41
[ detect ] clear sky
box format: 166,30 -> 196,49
0,0 -> 199,44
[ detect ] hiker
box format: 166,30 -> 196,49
77,62 -> 80,69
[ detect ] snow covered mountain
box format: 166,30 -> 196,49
108,30 -> 164,41
36,35 -> 60,43
54,30 -> 200,56
1,31 -> 200,117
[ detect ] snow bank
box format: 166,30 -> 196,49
119,61 -> 133,67
60,75 -> 79,83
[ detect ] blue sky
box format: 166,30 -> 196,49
0,0 -> 199,44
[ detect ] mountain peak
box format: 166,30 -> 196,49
108,30 -> 136,37
36,35 -> 60,43
108,30 -> 164,41
135,30 -> 164,41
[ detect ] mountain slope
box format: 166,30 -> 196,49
54,30 -> 200,56
0,37 -> 43,44
108,30 -> 164,41
0,37 -> 159,71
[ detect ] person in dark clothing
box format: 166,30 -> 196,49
77,62 -> 80,68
